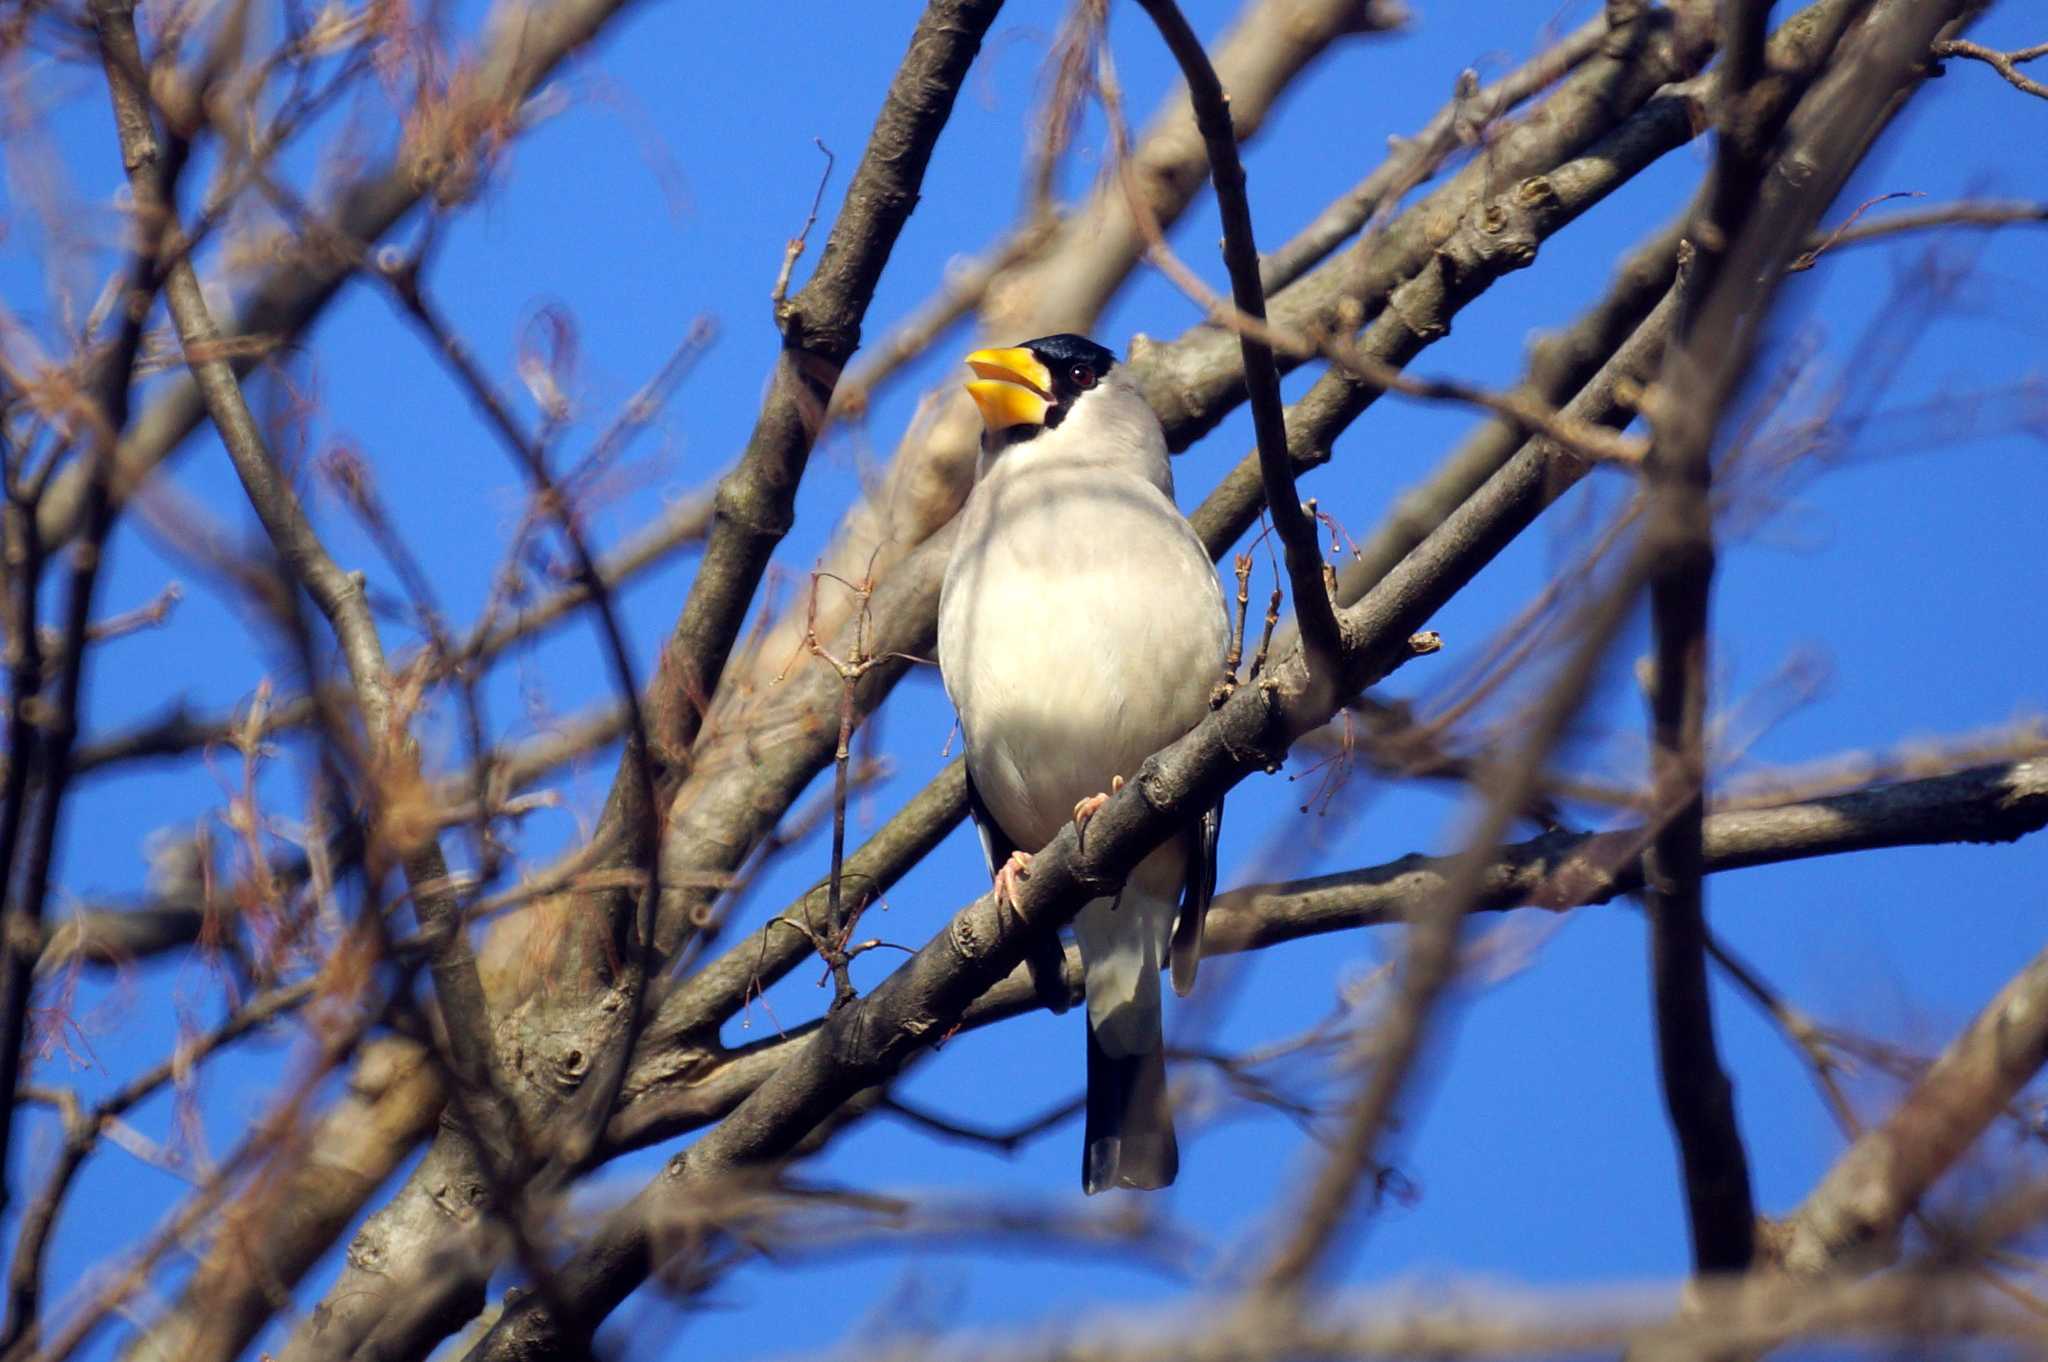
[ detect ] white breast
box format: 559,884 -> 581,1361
939,454 -> 1228,854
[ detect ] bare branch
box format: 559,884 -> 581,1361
1932,37 -> 2048,102
1791,195 -> 2048,270
1629,0 -> 1774,1279
2,980 -> 314,1350
36,0 -> 664,548
274,9 -> 1006,1359
1210,758 -> 2048,954
91,0 -> 517,1173
712,1272 -> 2041,1362
606,756 -> 2048,1157
110,1038 -> 443,1362
1783,942 -> 2048,1273
638,0 -> 1003,882
1259,15 -> 1608,293
1133,0 -> 1339,670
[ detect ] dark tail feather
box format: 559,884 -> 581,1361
1169,804 -> 1221,997
1083,1021 -> 1178,1194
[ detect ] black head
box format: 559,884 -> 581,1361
963,334 -> 1121,448
1021,334 -> 1118,409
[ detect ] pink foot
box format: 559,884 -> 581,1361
1072,774 -> 1125,839
994,849 -> 1034,910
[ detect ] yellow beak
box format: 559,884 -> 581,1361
964,347 -> 1053,432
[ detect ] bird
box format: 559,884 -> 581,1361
937,333 -> 1228,1193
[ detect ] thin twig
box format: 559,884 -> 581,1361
380,256 -> 663,1171
90,0 -> 529,1260
1252,530 -> 1645,1295
1259,15 -> 1608,292
1132,0 -> 1338,672
1932,38 -> 2048,101
1320,334 -> 1648,465
1791,195 -> 2048,270
791,567 -> 898,1009
0,0 -> 174,1227
771,140 -> 836,307
1,980 -> 314,1349
880,1093 -> 1085,1154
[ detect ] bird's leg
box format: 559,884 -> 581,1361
993,849 -> 1034,912
993,847 -> 1072,1014
1072,774 -> 1125,842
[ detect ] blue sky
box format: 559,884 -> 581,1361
2,1 -> 2046,1358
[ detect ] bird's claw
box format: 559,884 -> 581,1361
1071,775 -> 1125,841
993,849 -> 1034,912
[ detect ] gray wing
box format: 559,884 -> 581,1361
1169,798 -> 1221,997
965,766 -> 1071,1015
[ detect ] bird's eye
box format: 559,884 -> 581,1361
1070,364 -> 1097,390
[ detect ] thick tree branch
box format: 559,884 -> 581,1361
112,1038 -> 444,1362
1210,758 -> 2048,953
640,0 -> 1004,847
274,9 -> 1004,1360
603,756 -> 2048,1155
1181,0 -> 1877,556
